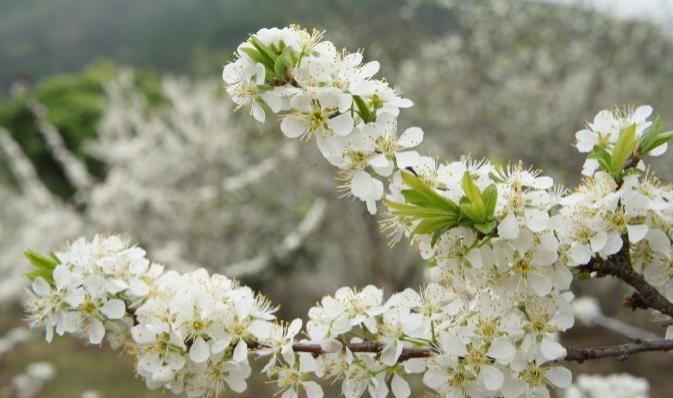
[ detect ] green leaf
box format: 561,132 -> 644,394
249,37 -> 277,68
459,172 -> 487,223
413,217 -> 458,236
24,250 -> 59,283
638,115 -> 661,155
610,123 -> 638,176
273,47 -> 295,81
481,184 -> 498,219
401,189 -> 435,208
461,172 -> 482,204
431,224 -> 454,246
647,130 -> 673,154
588,146 -> 612,173
239,47 -> 275,76
25,250 -> 59,270
273,55 -> 285,79
474,221 -> 497,234
353,95 -> 372,123
269,40 -> 286,57
385,172 -> 462,242
239,47 -> 265,65
459,197 -> 482,223
385,205 -> 457,219
400,172 -> 460,212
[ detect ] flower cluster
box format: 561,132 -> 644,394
575,105 -> 657,176
556,170 -> 673,267
222,26 -> 417,214
304,283 -> 573,397
24,235 -> 162,345
560,115 -> 673,326
129,267 -> 280,396
25,235 -> 573,397
23,236 -> 283,396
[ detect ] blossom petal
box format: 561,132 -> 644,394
649,142 -> 668,157
481,365 -> 504,391
289,93 -> 313,113
440,333 -> 467,356
391,374 -> 410,398
541,337 -> 567,360
545,366 -> 572,388
261,91 -> 282,113
498,213 -> 520,240
487,338 -> 515,364
251,102 -> 265,123
32,277 -> 51,297
528,272 -> 553,297
248,320 -> 273,339
632,105 -> 653,123
627,225 -> 648,244
189,336 -> 210,363
233,339 -> 248,362
100,299 -> 126,320
88,319 -> 105,345
280,116 -> 309,138
569,243 -> 592,265
327,113 -> 354,136
589,231 -> 607,252
398,127 -> 423,148
575,129 -> 596,152
302,381 -> 324,398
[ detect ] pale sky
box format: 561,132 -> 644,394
543,0 -> 673,27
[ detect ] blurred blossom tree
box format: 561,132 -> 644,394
398,0 -> 673,181
0,63 -> 165,197
0,69 -> 420,317
87,72 -> 330,278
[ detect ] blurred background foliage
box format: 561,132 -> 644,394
1,0 -> 673,396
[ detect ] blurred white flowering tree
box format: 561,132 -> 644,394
0,69 -> 420,318
88,72 -> 327,275
0,128 -> 83,303
398,0 -> 673,181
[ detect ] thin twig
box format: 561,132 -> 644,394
289,342 -> 436,362
286,338 -> 673,365
563,339 -> 673,364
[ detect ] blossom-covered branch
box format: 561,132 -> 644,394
24,25 -> 673,398
290,337 -> 673,365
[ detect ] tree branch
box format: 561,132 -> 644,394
289,342 -> 436,362
585,236 -> 673,319
564,339 -> 673,364
288,338 -> 673,365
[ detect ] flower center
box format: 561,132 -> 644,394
513,259 -> 530,275
82,301 -> 97,315
522,363 -> 544,386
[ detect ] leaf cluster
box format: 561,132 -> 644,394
385,171 -> 498,245
240,37 -> 302,84
588,119 -> 673,181
25,249 -> 60,284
